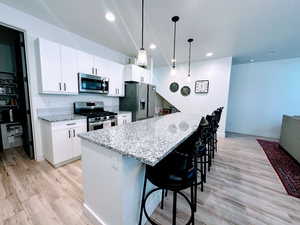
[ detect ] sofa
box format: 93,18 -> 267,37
280,115 -> 300,164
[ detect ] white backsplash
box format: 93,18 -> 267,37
36,94 -> 119,116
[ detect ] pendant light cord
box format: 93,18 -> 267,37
141,0 -> 144,49
173,21 -> 176,68
187,38 -> 193,76
188,41 -> 191,75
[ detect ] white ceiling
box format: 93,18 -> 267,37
1,0 -> 300,66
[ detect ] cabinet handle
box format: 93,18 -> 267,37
96,68 -> 98,75
59,82 -> 62,91
73,129 -> 75,137
92,67 -> 94,74
66,123 -> 76,126
64,83 -> 66,91
68,130 -> 71,138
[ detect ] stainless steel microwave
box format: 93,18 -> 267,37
78,73 -> 109,94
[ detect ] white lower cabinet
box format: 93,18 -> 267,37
40,119 -> 87,167
117,113 -> 132,126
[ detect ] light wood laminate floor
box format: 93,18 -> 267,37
1,136 -> 300,225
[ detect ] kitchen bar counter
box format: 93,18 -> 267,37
79,113 -> 201,225
78,112 -> 200,166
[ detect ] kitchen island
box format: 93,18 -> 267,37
78,113 -> 201,225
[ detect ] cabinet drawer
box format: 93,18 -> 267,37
51,119 -> 86,130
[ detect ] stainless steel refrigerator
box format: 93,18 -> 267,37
120,82 -> 156,121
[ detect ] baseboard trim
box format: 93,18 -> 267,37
83,203 -> 107,225
217,131 -> 226,138
226,131 -> 279,141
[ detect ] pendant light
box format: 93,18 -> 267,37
187,38 -> 194,82
137,0 -> 148,67
171,16 -> 179,75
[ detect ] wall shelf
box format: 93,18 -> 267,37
0,94 -> 17,97
0,71 -> 15,75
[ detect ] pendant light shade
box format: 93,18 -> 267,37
170,16 -> 179,74
187,38 -> 194,82
137,48 -> 147,66
137,0 -> 148,67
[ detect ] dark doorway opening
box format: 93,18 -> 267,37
0,24 -> 34,159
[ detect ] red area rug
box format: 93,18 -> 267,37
257,139 -> 300,198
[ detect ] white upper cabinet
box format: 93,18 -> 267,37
77,50 -> 94,75
107,61 -> 125,97
38,38 -> 125,97
61,45 -> 78,94
124,64 -> 151,84
38,38 -> 62,93
38,38 -> 78,95
94,56 -> 109,76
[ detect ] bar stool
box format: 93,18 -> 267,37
138,150 -> 196,225
205,114 -> 215,169
172,117 -> 211,212
211,107 -> 223,155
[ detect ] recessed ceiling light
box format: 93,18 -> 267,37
206,52 -> 214,57
250,59 -> 255,62
149,43 -> 157,50
105,12 -> 115,22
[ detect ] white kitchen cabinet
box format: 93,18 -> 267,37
124,64 -> 151,84
40,119 -> 87,167
61,45 -> 78,94
77,50 -> 94,75
117,112 -> 132,126
38,37 -> 125,96
38,38 -> 62,93
94,56 -> 109,76
107,61 -> 125,97
52,127 -> 74,164
38,38 -> 78,95
72,124 -> 86,157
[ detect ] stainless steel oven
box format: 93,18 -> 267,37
89,119 -> 117,131
78,73 -> 109,94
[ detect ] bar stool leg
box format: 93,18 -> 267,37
190,185 -> 194,212
138,176 -> 147,225
161,189 -> 165,209
172,191 -> 177,225
194,179 -> 198,212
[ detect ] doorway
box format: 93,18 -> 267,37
0,24 -> 34,159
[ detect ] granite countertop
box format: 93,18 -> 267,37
39,114 -> 86,122
115,111 -> 132,115
78,112 -> 201,166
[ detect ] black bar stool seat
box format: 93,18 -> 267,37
139,151 -> 196,225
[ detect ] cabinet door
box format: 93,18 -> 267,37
61,45 -> 78,94
143,70 -> 150,84
108,62 -> 124,97
77,50 -> 94,74
38,38 -> 62,93
52,128 -> 73,164
131,65 -> 142,82
94,56 -> 110,76
117,116 -> 124,126
72,124 -> 87,158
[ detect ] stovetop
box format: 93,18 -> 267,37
73,102 -> 117,123
78,111 -> 117,118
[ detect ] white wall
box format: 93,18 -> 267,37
226,58 -> 300,139
153,57 -> 232,136
0,2 -> 129,160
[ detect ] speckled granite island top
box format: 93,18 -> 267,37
78,113 -> 201,166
